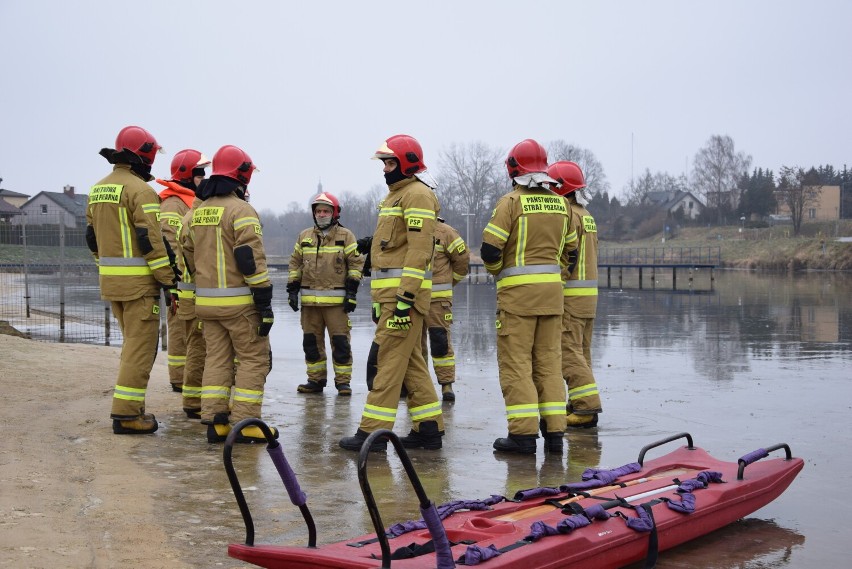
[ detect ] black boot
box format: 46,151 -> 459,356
205,412 -> 231,443
493,434 -> 537,455
400,420 -> 443,450
297,380 -> 326,393
339,429 -> 387,453
539,419 -> 563,453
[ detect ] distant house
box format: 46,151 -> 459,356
0,197 -> 23,222
775,185 -> 841,222
14,185 -> 88,228
643,190 -> 705,220
0,188 -> 31,208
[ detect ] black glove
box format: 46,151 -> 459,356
566,249 -> 579,276
286,281 -> 300,312
356,236 -> 373,255
343,278 -> 358,313
251,286 -> 274,337
162,284 -> 179,316
386,300 -> 412,331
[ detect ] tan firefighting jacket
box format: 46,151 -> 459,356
288,223 -> 364,306
370,176 -> 439,315
562,198 -> 598,318
182,193 -> 270,320
431,220 -> 469,300
482,184 -> 577,316
86,164 -> 176,301
156,180 -> 194,253
175,200 -> 201,320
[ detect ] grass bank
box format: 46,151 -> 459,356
600,220 -> 852,271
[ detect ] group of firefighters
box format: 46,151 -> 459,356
86,126 -> 602,454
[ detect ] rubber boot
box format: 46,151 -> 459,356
113,414 -> 158,435
339,429 -> 387,453
441,384 -> 455,402
234,424 -> 279,444
184,407 -> 201,419
539,419 -> 563,453
400,420 -> 443,450
336,383 -> 352,396
206,413 -> 231,443
171,383 -> 183,393
493,434 -> 537,455
297,380 -> 326,394
566,413 -> 599,429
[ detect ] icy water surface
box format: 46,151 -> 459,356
133,270 -> 851,568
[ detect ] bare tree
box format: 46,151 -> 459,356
435,141 -> 507,249
777,166 -> 823,236
691,135 -> 752,224
547,140 -> 610,197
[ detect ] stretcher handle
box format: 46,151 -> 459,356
637,432 -> 695,466
737,443 -> 793,480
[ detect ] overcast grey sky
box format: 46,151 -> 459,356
1,0 -> 849,213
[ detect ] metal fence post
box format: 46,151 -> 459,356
59,219 -> 66,342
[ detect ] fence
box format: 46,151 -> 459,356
598,246 -> 721,266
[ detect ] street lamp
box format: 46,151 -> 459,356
739,216 -> 746,233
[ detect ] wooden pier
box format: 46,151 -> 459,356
598,246 -> 719,291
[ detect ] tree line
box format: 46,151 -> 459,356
257,135 -> 851,256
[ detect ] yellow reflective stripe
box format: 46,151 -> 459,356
496,273 -> 562,289
201,386 -> 231,399
404,207 -> 436,220
160,212 -> 182,221
514,217 -> 528,267
409,400 -> 442,420
307,360 -> 327,372
233,216 -> 260,230
348,269 -> 362,279
195,295 -> 254,306
483,223 -> 509,242
216,226 -> 226,289
147,256 -> 170,270
379,206 -> 403,217
505,403 -> 539,419
432,355 -> 454,367
99,265 -> 153,276
233,387 -> 263,404
569,383 -> 600,398
118,207 -> 132,257
363,403 -> 397,421
564,287 -> 598,297
344,242 -> 358,255
539,401 -> 566,416
141,203 -> 160,214
402,266 -> 425,279
293,243 -> 303,254
370,277 -> 432,290
484,260 -> 503,272
289,270 -> 302,280
452,271 -> 466,281
431,289 -> 453,299
114,384 -> 146,401
244,270 -> 269,285
177,290 -> 194,300
303,246 -> 346,255
448,237 -> 465,252
168,355 -> 186,366
182,386 -> 201,397
332,362 -> 352,374
301,295 -> 345,304
577,235 -> 587,280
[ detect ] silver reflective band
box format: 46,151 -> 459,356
177,282 -> 196,291
302,289 -> 345,297
564,279 -> 598,288
432,283 -> 453,292
375,268 -> 434,279
99,257 -> 148,266
498,264 -> 561,278
195,287 -> 252,296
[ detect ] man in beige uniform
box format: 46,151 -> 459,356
288,192 -> 364,396
86,125 -> 177,434
422,218 -> 469,401
547,161 -> 603,428
156,149 -> 210,392
339,134 -> 445,453
182,145 -> 277,444
481,139 -> 577,455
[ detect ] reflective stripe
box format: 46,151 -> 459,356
498,273 -> 562,288
114,384 -> 146,402
569,383 -> 600,399
177,282 -> 196,291
371,277 -> 433,290
244,270 -> 269,285
563,279 -> 598,288
484,223 -> 510,241
362,403 -> 397,422
370,268 -> 433,290
333,362 -> 352,375
234,387 -> 263,404
564,278 -> 598,297
505,403 -> 539,419
182,386 -> 201,398
302,289 -> 346,297
409,400 -> 442,420
499,264 -> 561,278
168,355 -> 186,366
99,255 -> 153,276
432,355 -> 454,367
539,401 -> 566,416
196,287 -> 252,296
233,216 -> 260,230
195,286 -> 253,307
431,283 -> 453,292
307,360 -> 327,373
302,295 -> 345,305
147,256 -> 170,270
201,386 -> 231,400
99,257 -> 148,266
431,289 -> 453,299
141,203 -> 160,214
119,207 -> 132,257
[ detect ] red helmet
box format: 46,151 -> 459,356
311,191 -> 341,220
170,149 -> 211,181
546,161 -> 586,195
373,134 -> 426,176
115,125 -> 162,165
211,145 -> 257,185
506,139 -> 548,179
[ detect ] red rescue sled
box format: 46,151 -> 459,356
223,422 -> 802,569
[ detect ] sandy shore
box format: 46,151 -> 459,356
0,333 -> 252,569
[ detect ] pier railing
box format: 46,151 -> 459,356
598,246 -> 720,267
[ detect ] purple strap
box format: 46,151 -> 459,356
524,521 -> 560,542
513,487 -> 561,501
666,492 -> 696,513
463,544 -> 502,565
560,462 -> 641,492
557,514 -> 591,534
626,504 -> 655,532
665,470 -> 723,514
739,448 -> 768,466
388,495 -> 504,537
266,444 -> 306,506
582,504 -> 611,520
422,502 -> 455,569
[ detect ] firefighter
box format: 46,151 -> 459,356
156,149 -> 210,394
339,134 -> 445,452
547,161 -> 602,428
86,125 -> 178,435
181,145 -> 277,444
422,217 -> 469,401
480,139 -> 578,455
288,192 -> 365,396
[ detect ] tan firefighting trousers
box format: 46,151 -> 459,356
181,318 -> 205,411
358,304 -> 444,434
166,309 -> 187,389
561,308 -> 602,414
495,310 -> 566,436
300,305 -> 352,386
420,300 -> 455,384
110,296 -> 161,418
200,313 -> 270,425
